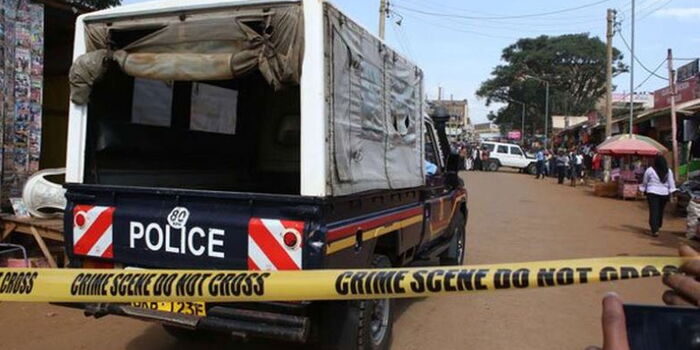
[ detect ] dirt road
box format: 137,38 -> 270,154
0,171 -> 689,349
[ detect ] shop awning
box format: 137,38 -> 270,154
633,98 -> 700,124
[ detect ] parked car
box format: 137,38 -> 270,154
481,142 -> 537,174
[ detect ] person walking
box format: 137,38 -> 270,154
570,151 -> 584,187
481,146 -> 491,172
473,147 -> 482,171
535,148 -> 545,179
591,151 -> 602,180
555,150 -> 568,184
639,155 -> 677,236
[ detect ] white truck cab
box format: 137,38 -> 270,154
482,141 -> 537,174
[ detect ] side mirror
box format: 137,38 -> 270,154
446,153 -> 460,173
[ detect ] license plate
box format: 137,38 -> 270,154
131,301 -> 206,316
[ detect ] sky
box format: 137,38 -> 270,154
122,0 -> 700,124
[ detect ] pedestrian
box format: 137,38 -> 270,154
591,151 -> 602,179
639,155 -> 677,236
459,146 -> 469,171
570,151 -> 584,186
547,150 -> 555,177
535,148 -> 545,179
473,147 -> 482,171
678,177 -> 700,241
481,146 -> 491,171
555,150 -> 568,184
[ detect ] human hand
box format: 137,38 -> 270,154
586,292 -> 630,350
663,245 -> 700,306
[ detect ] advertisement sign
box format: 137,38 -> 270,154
507,130 -> 521,140
677,59 -> 699,82
654,76 -> 699,109
587,110 -> 599,126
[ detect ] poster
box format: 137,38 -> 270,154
0,0 -> 43,203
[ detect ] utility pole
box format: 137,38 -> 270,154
604,9 -> 616,183
668,48 -> 679,180
628,0 -> 635,135
521,103 -> 526,145
605,9 -> 615,138
544,81 -> 550,149
379,0 -> 388,40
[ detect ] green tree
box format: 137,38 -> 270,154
477,33 -> 627,136
71,0 -> 121,10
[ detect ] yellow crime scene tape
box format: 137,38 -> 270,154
0,256 -> 688,303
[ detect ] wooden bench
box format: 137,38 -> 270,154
0,215 -> 64,268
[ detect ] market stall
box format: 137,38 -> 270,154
597,134 -> 668,200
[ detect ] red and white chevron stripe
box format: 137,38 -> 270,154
73,205 -> 115,259
248,218 -> 303,271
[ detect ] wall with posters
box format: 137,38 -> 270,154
0,0 -> 44,205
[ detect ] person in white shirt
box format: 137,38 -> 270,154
639,155 -> 677,236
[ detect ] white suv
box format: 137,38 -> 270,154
482,142 -> 537,174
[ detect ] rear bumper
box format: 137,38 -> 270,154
57,302 -> 310,342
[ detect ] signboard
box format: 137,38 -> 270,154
677,59 -> 699,82
587,110 -> 599,126
612,92 -> 653,104
654,76 -> 700,109
507,130 -> 522,140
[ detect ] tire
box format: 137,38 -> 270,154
527,163 -> 537,175
356,255 -> 393,350
439,212 -> 466,265
487,160 -> 499,172
319,255 -> 393,350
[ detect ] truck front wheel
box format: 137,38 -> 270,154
439,212 -> 466,265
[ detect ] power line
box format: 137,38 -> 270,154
390,16 -> 415,61
398,11 -> 517,40
393,0 -> 611,21
634,58 -> 666,90
398,0 -> 606,26
638,0 -> 673,20
616,24 -> 668,80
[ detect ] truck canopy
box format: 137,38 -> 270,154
66,0 -> 424,197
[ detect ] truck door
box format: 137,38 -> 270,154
509,145 -> 528,168
496,144 -> 513,167
423,121 -> 452,239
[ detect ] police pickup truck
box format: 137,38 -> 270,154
61,1 -> 467,348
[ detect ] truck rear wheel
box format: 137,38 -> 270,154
487,160 -> 499,172
319,255 -> 393,350
439,212 -> 466,266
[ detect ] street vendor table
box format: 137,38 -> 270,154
0,215 -> 63,268
618,169 -> 641,200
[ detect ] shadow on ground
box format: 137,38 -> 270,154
598,223 -> 698,251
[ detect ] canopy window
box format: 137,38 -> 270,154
70,3 -> 304,105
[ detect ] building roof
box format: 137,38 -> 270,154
634,98 -> 700,124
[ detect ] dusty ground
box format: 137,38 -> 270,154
0,170 -> 691,349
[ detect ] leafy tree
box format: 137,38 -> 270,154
476,33 -> 627,136
71,0 -> 121,10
